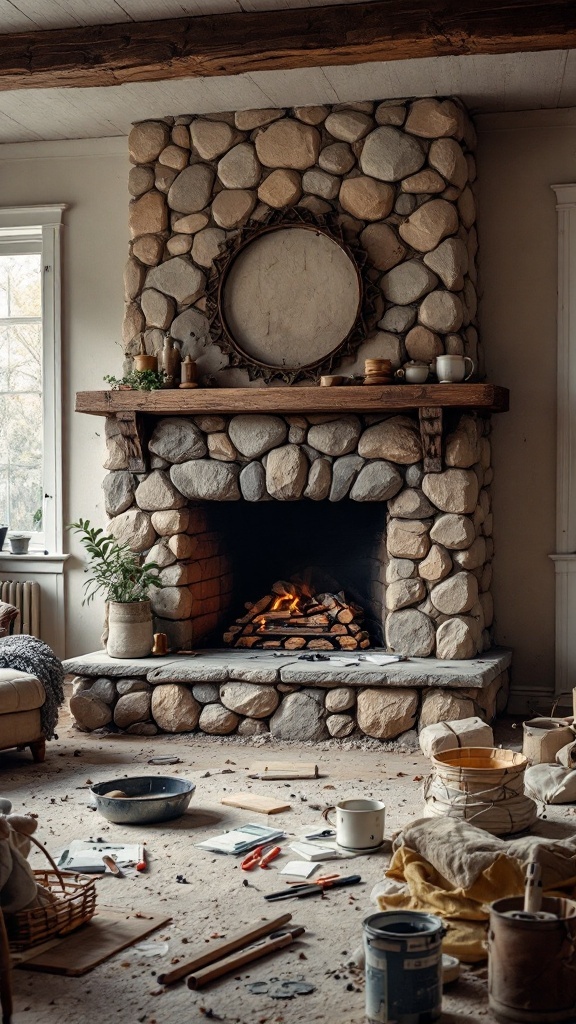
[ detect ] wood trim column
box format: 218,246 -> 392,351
550,183 -> 576,697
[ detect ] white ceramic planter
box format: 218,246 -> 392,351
106,601 -> 153,659
8,533 -> 31,554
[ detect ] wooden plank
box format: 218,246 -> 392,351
419,405 -> 443,473
249,761 -> 319,780
0,2 -> 573,91
220,792 -> 291,814
14,908 -> 171,976
158,912 -> 293,986
76,384 -> 510,417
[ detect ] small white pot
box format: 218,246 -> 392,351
106,601 -> 153,659
8,533 -> 31,554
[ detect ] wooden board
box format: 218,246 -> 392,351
76,383 -> 510,417
0,4 -> 573,91
249,762 -> 319,780
14,908 -> 171,976
220,792 -> 291,814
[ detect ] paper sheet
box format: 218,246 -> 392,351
280,861 -> 320,878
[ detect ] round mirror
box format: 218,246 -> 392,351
218,225 -> 362,373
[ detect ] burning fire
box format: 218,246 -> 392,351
272,593 -> 301,614
256,592 -> 302,631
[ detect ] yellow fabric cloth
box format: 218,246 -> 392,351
377,847 -> 576,963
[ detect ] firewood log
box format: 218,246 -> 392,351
272,581 -> 294,596
337,636 -> 359,650
289,614 -> 329,627
308,639 -> 335,650
237,595 -> 272,624
337,608 -> 354,624
284,637 -> 307,649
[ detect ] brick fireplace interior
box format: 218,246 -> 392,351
207,499 -> 388,646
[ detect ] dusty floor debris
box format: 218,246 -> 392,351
1,703 -> 572,1023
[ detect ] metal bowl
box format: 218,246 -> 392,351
91,776 -> 196,825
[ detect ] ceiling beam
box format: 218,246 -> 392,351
0,1 -> 573,92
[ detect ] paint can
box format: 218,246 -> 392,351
489,895 -> 576,1022
363,911 -> 444,1024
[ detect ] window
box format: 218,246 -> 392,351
0,206 -> 65,554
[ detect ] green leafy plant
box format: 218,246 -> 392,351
69,518 -> 163,605
103,369 -> 167,391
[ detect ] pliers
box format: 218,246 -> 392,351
241,844 -> 281,870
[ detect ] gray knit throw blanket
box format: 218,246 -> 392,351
0,635 -> 64,739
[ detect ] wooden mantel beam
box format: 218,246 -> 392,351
0,1 -> 574,92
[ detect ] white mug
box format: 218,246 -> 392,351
324,798 -> 385,851
395,362 -> 429,384
435,354 -> 474,383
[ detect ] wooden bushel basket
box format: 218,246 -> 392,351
5,835 -> 96,952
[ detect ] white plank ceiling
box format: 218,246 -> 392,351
0,0 -> 574,142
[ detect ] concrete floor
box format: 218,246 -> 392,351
1,704 -> 570,1024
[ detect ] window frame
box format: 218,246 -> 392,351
0,205 -> 67,555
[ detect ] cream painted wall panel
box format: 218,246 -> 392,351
0,137 -> 127,656
476,110 -> 576,697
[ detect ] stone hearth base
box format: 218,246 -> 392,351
64,648 -> 511,742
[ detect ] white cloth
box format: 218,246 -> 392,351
525,763 -> 576,804
419,716 -> 494,757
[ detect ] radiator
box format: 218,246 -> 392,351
0,580 -> 41,638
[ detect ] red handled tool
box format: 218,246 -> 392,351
241,844 -> 282,870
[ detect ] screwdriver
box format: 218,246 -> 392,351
264,875 -> 362,901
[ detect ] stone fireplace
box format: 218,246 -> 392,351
67,94 -> 511,741
104,407 -> 494,661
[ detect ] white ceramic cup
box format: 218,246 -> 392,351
435,354 -> 474,383
395,363 -> 430,384
324,798 -> 385,851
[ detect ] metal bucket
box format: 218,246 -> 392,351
363,911 -> 444,1024
489,896 -> 576,1022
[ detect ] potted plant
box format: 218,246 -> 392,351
7,532 -> 31,555
69,518 -> 163,659
103,369 -> 166,391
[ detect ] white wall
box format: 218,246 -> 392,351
0,137 -> 128,656
477,107 -> 576,702
0,109 -> 574,691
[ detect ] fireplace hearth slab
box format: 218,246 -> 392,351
64,648 -> 511,691
277,648 -> 511,688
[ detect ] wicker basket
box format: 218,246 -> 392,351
424,746 -> 538,836
5,834 -> 96,952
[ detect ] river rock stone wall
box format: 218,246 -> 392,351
104,409 -> 494,659
69,665 -> 510,739
124,96 -> 480,382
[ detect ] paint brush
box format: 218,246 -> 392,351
524,861 -> 542,914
